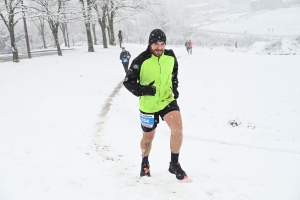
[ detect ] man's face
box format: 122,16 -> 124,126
150,41 -> 165,57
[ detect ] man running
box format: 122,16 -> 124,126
123,29 -> 188,180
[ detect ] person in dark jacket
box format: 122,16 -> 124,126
120,47 -> 131,73
123,29 -> 188,180
118,30 -> 123,48
185,40 -> 190,53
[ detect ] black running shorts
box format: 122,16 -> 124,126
140,100 -> 180,132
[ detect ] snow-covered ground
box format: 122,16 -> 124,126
0,43 -> 299,200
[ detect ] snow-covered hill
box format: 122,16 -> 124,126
188,6 -> 300,54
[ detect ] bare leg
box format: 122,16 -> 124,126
140,129 -> 156,157
163,111 -> 183,153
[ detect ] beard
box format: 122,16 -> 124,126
151,48 -> 164,57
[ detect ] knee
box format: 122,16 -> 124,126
142,131 -> 155,142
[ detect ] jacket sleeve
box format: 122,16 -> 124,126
171,51 -> 179,99
123,58 -> 142,97
172,58 -> 178,89
167,50 -> 178,90
123,51 -> 156,97
128,52 -> 131,59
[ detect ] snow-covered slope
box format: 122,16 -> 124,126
1,44 -> 300,200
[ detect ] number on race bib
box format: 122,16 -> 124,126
140,113 -> 154,128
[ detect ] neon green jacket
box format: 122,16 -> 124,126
123,45 -> 179,113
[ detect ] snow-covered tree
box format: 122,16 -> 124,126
60,21 -> 69,47
104,0 -> 161,45
92,0 -> 108,48
31,16 -> 48,49
0,28 -> 10,51
29,0 -> 73,56
0,0 -> 23,62
79,0 -> 94,52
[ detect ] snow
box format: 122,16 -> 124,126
187,3 -> 210,8
1,41 -> 300,200
248,37 -> 300,55
199,7 -> 300,36
211,12 -> 252,21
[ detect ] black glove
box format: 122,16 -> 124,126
139,81 -> 156,96
173,87 -> 179,99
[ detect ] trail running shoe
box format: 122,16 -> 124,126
169,162 -> 188,180
140,163 -> 151,177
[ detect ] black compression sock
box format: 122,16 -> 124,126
171,153 -> 179,164
142,156 -> 149,164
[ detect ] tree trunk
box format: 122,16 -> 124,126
52,29 -> 62,56
65,24 -> 70,48
86,0 -> 94,52
22,2 -> 31,59
53,36 -> 57,48
41,30 -> 47,49
40,19 -> 47,48
85,22 -> 95,52
108,19 -> 115,46
107,26 -> 111,44
80,0 -> 94,52
92,23 -> 97,45
48,19 -> 62,56
60,23 -> 68,47
99,20 -> 108,48
106,1 -> 116,46
9,27 -> 19,62
94,3 -> 108,48
107,11 -> 116,46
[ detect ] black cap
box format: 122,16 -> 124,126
148,29 -> 166,45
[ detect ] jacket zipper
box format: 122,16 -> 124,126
158,57 -> 161,100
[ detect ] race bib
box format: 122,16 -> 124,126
140,113 -> 154,128
123,58 -> 128,62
